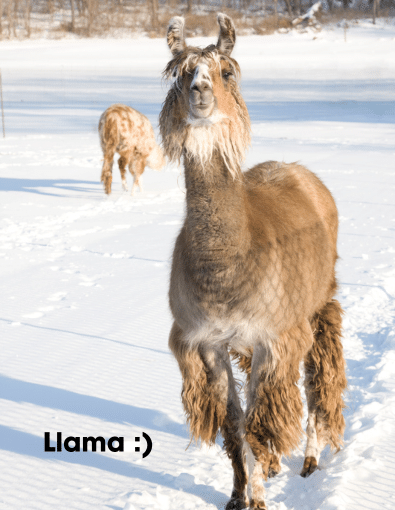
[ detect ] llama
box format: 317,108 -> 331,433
160,14 -> 347,510
99,104 -> 165,195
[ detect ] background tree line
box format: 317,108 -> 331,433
0,0 -> 393,39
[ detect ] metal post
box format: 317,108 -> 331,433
0,70 -> 5,138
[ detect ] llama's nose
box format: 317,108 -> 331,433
190,83 -> 213,106
191,82 -> 210,93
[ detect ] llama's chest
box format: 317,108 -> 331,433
169,226 -> 328,343
170,248 -> 274,343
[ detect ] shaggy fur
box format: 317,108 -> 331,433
169,322 -> 228,445
162,14 -> 347,510
98,104 -> 164,195
302,298 -> 347,476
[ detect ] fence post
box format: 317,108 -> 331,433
0,70 -> 5,138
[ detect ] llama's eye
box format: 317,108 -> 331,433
222,72 -> 233,80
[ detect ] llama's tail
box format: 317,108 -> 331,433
147,143 -> 165,172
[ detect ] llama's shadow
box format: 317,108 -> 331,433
2,74 -> 164,135
0,375 -> 185,438
0,177 -> 100,197
0,425 -> 228,508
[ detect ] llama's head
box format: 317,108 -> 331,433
159,13 -> 251,178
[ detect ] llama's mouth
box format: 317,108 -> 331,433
189,101 -> 215,119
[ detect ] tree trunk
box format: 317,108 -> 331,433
293,0 -> 301,15
150,0 -> 158,29
373,0 -> 380,24
87,0 -> 95,36
24,0 -> 30,37
7,0 -> 14,38
70,0 -> 75,31
187,0 -> 193,13
284,0 -> 293,18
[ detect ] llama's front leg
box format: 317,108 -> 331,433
302,299 -> 347,477
244,327 -> 311,509
168,323 -> 249,509
221,372 -> 249,510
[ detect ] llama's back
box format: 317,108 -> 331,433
243,161 -> 339,326
244,161 -> 338,250
99,104 -> 160,161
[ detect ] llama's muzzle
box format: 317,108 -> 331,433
189,87 -> 215,119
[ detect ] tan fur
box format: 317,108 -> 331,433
98,104 -> 165,195
162,14 -> 347,509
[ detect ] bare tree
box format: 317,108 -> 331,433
284,0 -> 293,17
7,0 -> 16,38
150,0 -> 158,28
0,0 -> 3,37
373,0 -> 380,23
71,0 -> 75,31
87,0 -> 97,36
24,0 -> 31,37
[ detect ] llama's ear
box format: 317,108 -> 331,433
167,16 -> 186,56
216,13 -> 236,56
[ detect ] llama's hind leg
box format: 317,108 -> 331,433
101,153 -> 114,194
129,155 -> 145,195
118,155 -> 128,191
302,299 -> 347,477
169,323 -> 249,509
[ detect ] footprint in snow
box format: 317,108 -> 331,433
47,292 -> 67,302
23,312 -> 44,319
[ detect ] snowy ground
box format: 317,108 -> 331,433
0,20 -> 395,510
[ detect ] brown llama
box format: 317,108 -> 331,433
160,13 -> 347,510
99,104 -> 165,195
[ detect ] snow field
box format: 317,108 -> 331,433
0,19 -> 395,510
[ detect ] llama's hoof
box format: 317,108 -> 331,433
249,498 -> 267,509
225,500 -> 247,510
263,453 -> 281,479
301,456 -> 318,478
268,467 -> 280,478
225,493 -> 248,510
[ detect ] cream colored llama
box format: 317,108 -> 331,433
99,104 -> 165,195
160,14 -> 347,510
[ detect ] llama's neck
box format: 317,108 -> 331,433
183,150 -> 250,254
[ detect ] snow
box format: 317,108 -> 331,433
1,19 -> 395,510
